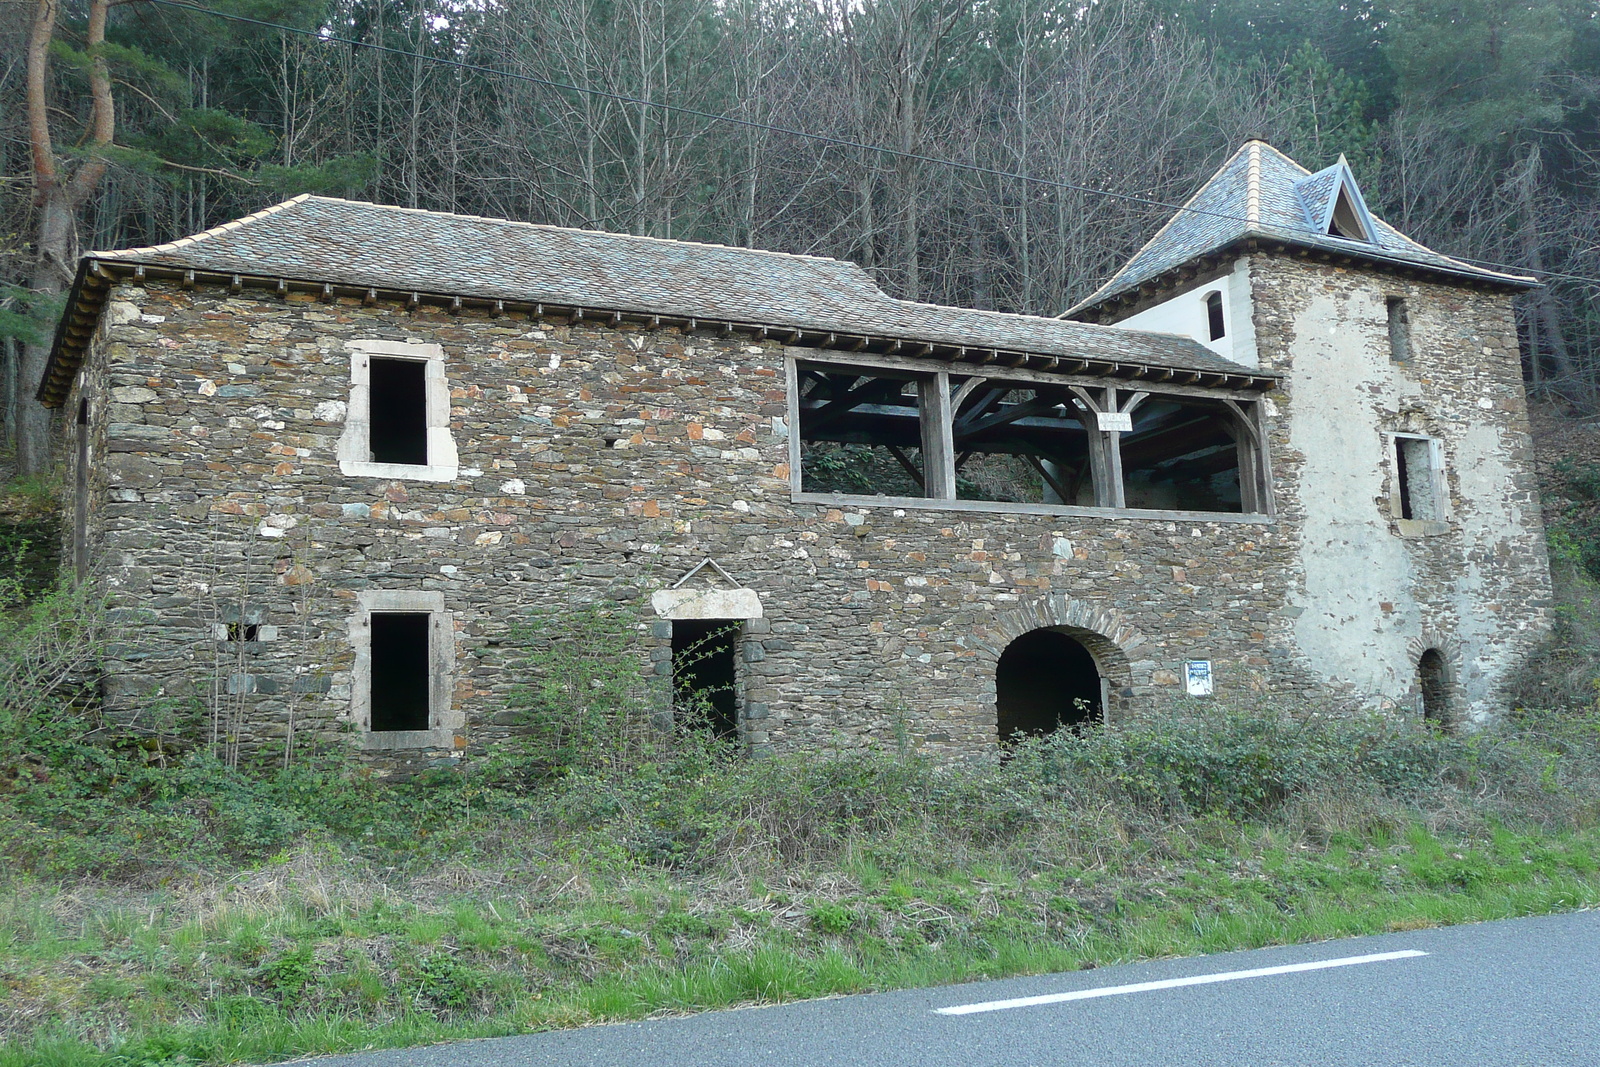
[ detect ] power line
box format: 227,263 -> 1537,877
139,0 -> 1599,290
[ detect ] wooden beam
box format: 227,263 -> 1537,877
803,374 -> 905,434
955,394 -> 1068,441
919,372 -> 956,500
1023,452 -> 1077,505
949,376 -> 987,411
885,444 -> 925,487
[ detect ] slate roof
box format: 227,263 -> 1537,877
1066,141 -> 1537,319
45,195 -> 1258,403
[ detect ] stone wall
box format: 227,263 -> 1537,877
1248,254 -> 1551,722
61,256 -> 1549,767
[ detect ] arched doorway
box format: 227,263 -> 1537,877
1417,648 -> 1450,728
996,628 -> 1102,741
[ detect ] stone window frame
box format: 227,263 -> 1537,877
348,589 -> 461,751
336,339 -> 459,482
786,351 -> 1274,524
1387,431 -> 1451,538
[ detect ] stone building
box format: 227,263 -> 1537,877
40,141 -> 1551,766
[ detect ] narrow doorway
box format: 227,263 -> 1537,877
74,399 -> 89,579
996,628 -> 1102,742
1418,648 -> 1450,728
672,620 -> 739,739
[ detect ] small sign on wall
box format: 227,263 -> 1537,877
1097,411 -> 1133,432
1184,660 -> 1214,697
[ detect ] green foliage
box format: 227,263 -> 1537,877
1550,457 -> 1600,584
256,154 -> 380,199
1278,42 -> 1379,174
802,443 -> 878,494
496,598 -> 659,779
0,286 -> 68,348
1016,703 -> 1456,817
1386,0 -> 1578,146
257,946 -> 316,1006
133,109 -> 275,173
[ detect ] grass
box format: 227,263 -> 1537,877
3,702 -> 1600,1066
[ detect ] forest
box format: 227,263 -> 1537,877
4,0 -> 1599,471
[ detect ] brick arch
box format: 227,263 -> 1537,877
1405,629 -> 1463,728
973,595 -> 1148,723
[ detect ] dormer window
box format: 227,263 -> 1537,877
1205,291 -> 1225,341
1294,156 -> 1378,246
1328,184 -> 1371,241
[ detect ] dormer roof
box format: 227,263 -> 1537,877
1295,156 -> 1378,242
1066,141 -> 1537,322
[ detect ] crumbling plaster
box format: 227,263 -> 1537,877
1254,257 -> 1550,722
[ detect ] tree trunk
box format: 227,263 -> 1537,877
21,0 -> 116,475
1512,144 -> 1589,411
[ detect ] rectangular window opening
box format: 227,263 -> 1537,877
672,620 -> 739,740
370,612 -> 431,731
1394,436 -> 1441,522
798,364 -> 929,497
1387,298 -> 1410,362
952,381 -> 1095,505
1121,398 -> 1247,513
226,622 -> 260,642
369,358 -> 429,465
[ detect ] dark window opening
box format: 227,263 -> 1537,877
951,381 -> 1097,505
369,358 -> 429,465
1387,298 -> 1410,362
672,620 -> 738,740
227,622 -> 260,642
997,628 -> 1102,742
1394,436 -> 1440,521
1418,649 -> 1450,728
1121,397 -> 1248,513
798,365 -> 928,497
1205,291 -> 1226,341
74,399 -> 89,579
370,612 -> 431,731
1328,186 -> 1370,241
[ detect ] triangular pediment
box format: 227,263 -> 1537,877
651,559 -> 763,620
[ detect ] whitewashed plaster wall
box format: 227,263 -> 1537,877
1115,258 -> 1258,368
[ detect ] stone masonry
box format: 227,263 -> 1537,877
44,141 -> 1553,770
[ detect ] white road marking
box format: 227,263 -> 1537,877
935,949 -> 1428,1016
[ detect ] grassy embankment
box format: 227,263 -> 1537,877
0,439 -> 1597,1067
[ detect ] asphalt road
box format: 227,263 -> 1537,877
290,910 -> 1599,1067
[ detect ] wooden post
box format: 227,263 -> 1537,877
919,372 -> 956,500
1222,398 -> 1264,515
1103,386 -> 1127,509
1069,386 -> 1113,508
